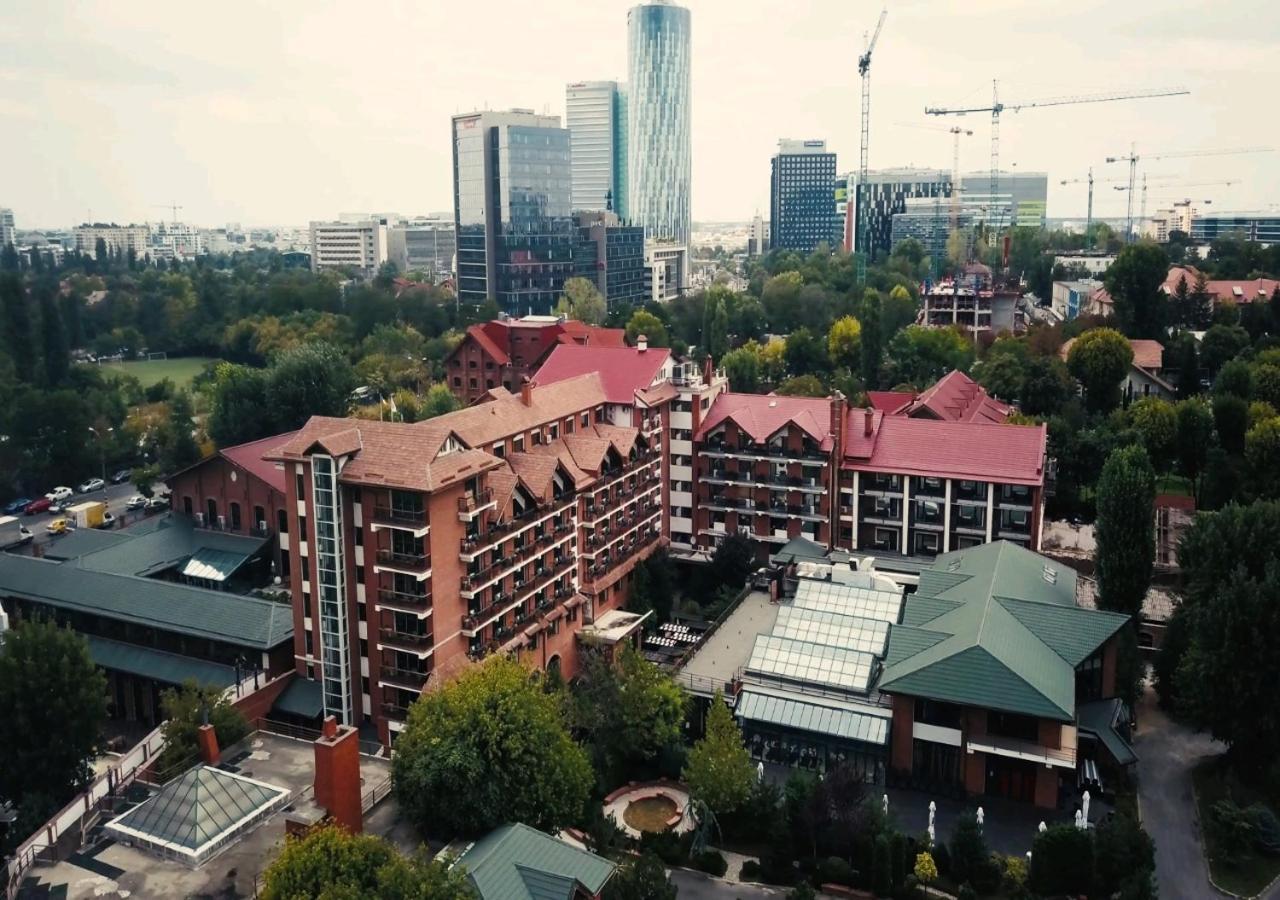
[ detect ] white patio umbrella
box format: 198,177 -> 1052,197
1074,809 -> 1083,829
757,761 -> 764,783
976,806 -> 984,828
883,794 -> 889,816
1038,821 -> 1047,833
1081,790 -> 1091,827
928,822 -> 936,847
929,800 -> 936,827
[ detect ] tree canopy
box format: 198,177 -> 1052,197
1103,242 -> 1169,339
683,691 -> 755,816
555,277 -> 607,326
1066,328 -> 1132,413
1095,445 -> 1155,616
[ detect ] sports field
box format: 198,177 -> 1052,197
98,356 -> 218,390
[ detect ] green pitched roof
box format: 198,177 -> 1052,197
458,823 -> 615,900
879,541 -> 1129,721
1077,698 -> 1138,767
86,636 -> 239,688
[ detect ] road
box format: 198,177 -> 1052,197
669,869 -> 785,899
9,480 -> 152,552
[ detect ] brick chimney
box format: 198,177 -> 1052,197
637,334 -> 648,352
864,407 -> 874,437
829,391 -> 846,443
313,715 -> 362,833
520,376 -> 533,407
702,354 -> 713,383
196,723 -> 220,766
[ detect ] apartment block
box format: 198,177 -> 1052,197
0,208 -> 14,247
309,218 -> 389,277
73,223 -> 151,258
267,373 -> 665,744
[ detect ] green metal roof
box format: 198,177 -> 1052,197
769,535 -> 830,565
0,554 -> 293,649
75,516 -> 267,578
42,529 -> 133,560
736,687 -> 891,746
1077,698 -> 1138,767
272,676 -> 324,719
86,636 -> 238,688
879,542 -> 1129,722
458,823 -> 615,900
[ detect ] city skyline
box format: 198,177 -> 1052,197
1,0 -> 1277,229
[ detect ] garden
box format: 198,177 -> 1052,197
1193,757 -> 1280,897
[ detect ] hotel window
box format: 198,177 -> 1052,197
513,435 -> 524,452
581,412 -> 590,428
278,509 -> 288,534
296,473 -> 305,499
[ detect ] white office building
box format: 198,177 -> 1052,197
73,224 -> 151,258
0,208 -> 14,247
387,218 -> 456,277
567,81 -> 628,216
309,218 -> 389,277
645,242 -> 688,303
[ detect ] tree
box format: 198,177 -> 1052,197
1030,824 -> 1094,897
1213,357 -> 1253,399
156,681 -> 249,775
1103,242 -> 1169,338
948,812 -> 990,886
570,645 -> 687,776
208,363 -> 274,446
683,691 -> 755,817
1170,274 -> 1194,327
759,336 -> 787,384
0,620 -> 107,827
1175,398 -> 1214,501
1066,328 -> 1132,413
882,284 -> 919,340
721,345 -> 761,392
975,352 -> 1024,403
261,824 -> 477,900
132,463 -> 161,498
555,276 -> 607,326
761,271 -> 803,332
625,310 -> 669,349
860,289 -> 882,389
1245,417 -> 1280,498
392,656 -> 592,837
1095,445 -> 1155,616
886,325 -> 974,388
267,341 -> 357,432
37,282 -> 69,386
419,382 -> 462,419
0,273 -> 37,380
1199,324 -> 1250,378
1129,397 -> 1176,473
1253,363 -> 1280,410
776,375 -> 826,397
706,532 -> 754,592
784,327 -> 827,377
604,853 -> 676,900
1019,357 -> 1073,417
828,315 -> 862,370
159,390 -> 202,471
1213,394 -> 1249,455
1167,332 -> 1201,399
702,294 -> 729,360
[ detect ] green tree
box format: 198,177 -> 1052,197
1095,445 -> 1155,616
159,390 -> 202,471
1066,328 -> 1132,413
208,362 -> 274,446
975,351 -> 1025,403
1129,397 -> 1176,473
132,463 -> 161,498
570,645 -> 686,776
1175,398 -> 1214,502
706,532 -> 755,593
1213,357 -> 1253,399
37,282 -> 69,386
555,276 -> 607,326
776,374 -> 826,397
156,681 -> 250,775
683,692 -> 755,816
1103,242 -> 1169,338
721,345 -> 761,392
1020,357 -> 1073,417
783,327 -> 827,377
948,812 -> 990,886
886,325 -> 975,388
859,289 -> 882,389
0,620 -> 107,828
1252,363 -> 1280,410
261,824 -> 477,900
419,382 -> 462,419
761,271 -> 803,332
882,284 -> 919,340
1167,332 -> 1201,399
604,853 -> 676,900
1213,394 -> 1249,455
1030,824 -> 1094,897
267,341 -> 357,431
625,310 -> 669,348
827,315 -> 862,371
702,294 -> 729,360
0,273 -> 37,380
1245,417 -> 1280,498
392,656 -> 592,837
1199,324 -> 1249,377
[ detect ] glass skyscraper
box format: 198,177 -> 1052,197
452,110 -> 575,315
566,81 -> 628,216
770,139 -> 840,253
627,1 -> 691,246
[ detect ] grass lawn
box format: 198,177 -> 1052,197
1155,474 -> 1194,497
1192,756 -> 1280,898
97,356 -> 218,390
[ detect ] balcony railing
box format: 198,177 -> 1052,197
378,627 -> 434,652
381,702 -> 411,721
370,505 -> 428,529
376,589 -> 432,612
375,549 -> 431,573
701,442 -> 827,464
585,529 -> 660,581
380,667 -> 429,690
457,487 -> 495,521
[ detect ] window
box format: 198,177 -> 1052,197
304,631 -> 313,656
303,591 -> 311,618
253,505 -> 265,530
873,527 -> 899,551
280,553 -> 290,579
300,556 -> 310,582
206,498 -> 217,524
550,423 -> 558,440
357,602 -> 366,622
359,638 -> 368,658
581,412 -> 589,428
230,502 -> 242,531
453,376 -> 461,387
987,710 -> 1039,743
914,531 -> 940,555
183,495 -> 193,515
356,565 -> 365,583
361,676 -> 370,695
278,509 -> 288,535
296,472 -> 305,499
513,435 -> 524,452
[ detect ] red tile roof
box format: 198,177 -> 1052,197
905,370 -> 1010,424
844,415 -> 1047,486
867,391 -> 914,415
218,431 -> 297,494
467,323 -> 510,365
1161,265 -> 1280,306
557,320 -> 626,347
1059,337 -> 1163,372
696,392 -> 833,447
534,345 -> 671,405
456,319 -> 628,374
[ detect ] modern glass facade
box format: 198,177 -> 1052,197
958,171 -> 1049,229
452,110 -> 575,315
851,168 -> 951,262
627,1 -> 691,246
311,455 -> 352,724
1191,213 -> 1280,244
770,140 -> 840,253
567,81 -> 624,214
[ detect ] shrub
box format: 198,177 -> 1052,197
949,813 -> 988,885
638,828 -> 687,866
913,851 -> 938,886
1209,798 -> 1255,866
872,834 -> 892,897
931,841 -> 951,877
786,884 -> 816,900
1248,803 -> 1280,854
970,854 -> 1003,896
740,859 -> 763,882
1031,824 -> 1093,896
818,856 -> 855,886
1000,854 -> 1029,899
691,849 -> 727,877
956,884 -> 977,900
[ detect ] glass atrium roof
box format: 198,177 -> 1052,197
793,578 -> 904,624
746,634 -> 877,694
772,606 -> 891,657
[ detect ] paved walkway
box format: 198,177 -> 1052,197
1133,679 -> 1225,900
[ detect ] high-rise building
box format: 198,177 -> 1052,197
566,81 -> 628,216
627,1 -> 691,246
309,218 -> 389,277
73,224 -> 151,259
452,109 -> 575,315
769,140 -> 839,253
387,217 -> 456,277
848,169 -> 951,262
958,171 -> 1048,229
574,211 -> 646,306
644,242 -> 688,303
747,213 -> 769,257
0,208 -> 14,247
1191,211 -> 1280,245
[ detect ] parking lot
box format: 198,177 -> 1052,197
3,479 -> 160,552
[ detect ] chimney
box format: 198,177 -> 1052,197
637,334 -> 648,352
702,354 -> 713,384
864,407 -> 874,438
520,376 -> 533,407
829,391 -> 846,443
313,715 -> 363,833
196,723 -> 221,766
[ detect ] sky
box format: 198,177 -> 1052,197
2,0 -> 1278,230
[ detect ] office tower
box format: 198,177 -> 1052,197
769,140 -> 839,253
1191,211 -> 1280,244
309,218 -> 389,277
452,109 -> 575,315
387,217 -> 456,277
959,171 -> 1048,229
0,208 -> 14,247
747,213 -> 769,256
566,81 -> 628,216
848,168 -> 951,261
627,1 -> 691,245
574,211 -> 646,306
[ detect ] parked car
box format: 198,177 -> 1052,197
24,497 -> 52,516
49,501 -> 68,515
125,495 -> 148,511
45,518 -> 69,536
145,496 -> 170,511
109,468 -> 133,485
3,498 -> 32,515
77,478 -> 105,493
96,512 -> 116,529
45,486 -> 73,502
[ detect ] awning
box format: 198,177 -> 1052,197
735,686 -> 892,746
272,676 -> 324,719
86,635 -> 238,688
181,547 -> 252,583
1077,698 -> 1138,767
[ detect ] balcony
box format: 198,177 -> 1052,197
458,487 -> 496,522
377,627 -> 434,655
585,529 -> 660,581
374,549 -> 431,578
460,500 -> 573,561
700,442 -> 828,465
376,589 -> 432,614
369,505 -> 429,537
380,702 -> 411,721
379,667 -> 429,692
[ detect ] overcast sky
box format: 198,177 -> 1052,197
2,0 -> 1277,229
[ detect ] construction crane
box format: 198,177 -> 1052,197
1105,146 -> 1273,241
1113,177 -> 1241,230
924,84 -> 1189,240
153,202 -> 184,224
1060,171 -> 1176,239
896,122 -> 973,232
855,6 -> 887,286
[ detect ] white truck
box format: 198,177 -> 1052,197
0,515 -> 34,550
